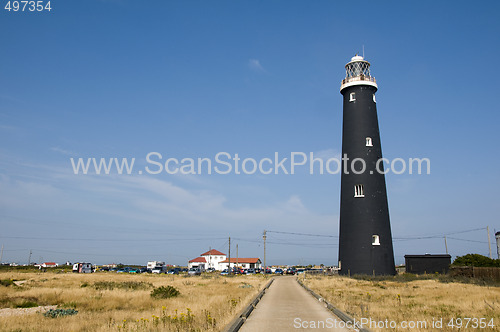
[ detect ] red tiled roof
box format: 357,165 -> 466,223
188,257 -> 206,263
220,258 -> 260,264
43,262 -> 57,266
201,249 -> 225,256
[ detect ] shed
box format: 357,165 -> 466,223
404,254 -> 451,274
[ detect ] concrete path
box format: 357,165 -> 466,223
239,276 -> 351,331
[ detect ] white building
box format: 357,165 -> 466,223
188,249 -> 227,270
219,258 -> 262,270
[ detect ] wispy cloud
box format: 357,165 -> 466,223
314,148 -> 341,161
50,147 -> 77,156
248,59 -> 266,73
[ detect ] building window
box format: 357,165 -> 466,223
349,92 -> 356,102
366,137 -> 373,146
372,235 -> 380,246
373,94 -> 376,103
354,184 -> 364,197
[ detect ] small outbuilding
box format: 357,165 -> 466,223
404,254 -> 451,274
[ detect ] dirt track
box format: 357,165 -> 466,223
0,305 -> 57,317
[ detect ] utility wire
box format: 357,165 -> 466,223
266,230 -> 338,238
0,236 -> 226,242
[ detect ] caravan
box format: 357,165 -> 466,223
72,262 -> 93,273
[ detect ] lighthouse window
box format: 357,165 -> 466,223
354,184 -> 364,197
366,137 -> 373,146
349,92 -> 356,102
373,94 -> 376,103
372,235 -> 380,245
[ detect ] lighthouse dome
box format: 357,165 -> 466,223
351,55 -> 364,62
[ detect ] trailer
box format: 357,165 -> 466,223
73,262 -> 93,273
147,261 -> 165,272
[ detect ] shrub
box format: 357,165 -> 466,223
452,254 -> 500,267
150,285 -> 180,299
92,281 -> 153,291
16,301 -> 38,308
43,308 -> 78,318
0,279 -> 15,287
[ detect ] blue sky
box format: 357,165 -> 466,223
1,0 -> 499,266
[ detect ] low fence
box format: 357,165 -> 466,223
450,266 -> 500,281
222,278 -> 274,332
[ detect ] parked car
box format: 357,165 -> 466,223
220,269 -> 229,276
246,268 -> 255,275
188,268 -> 201,276
129,268 -> 141,273
117,267 -> 131,273
286,268 -> 296,275
206,268 -> 216,272
274,268 -> 284,275
167,268 -> 180,275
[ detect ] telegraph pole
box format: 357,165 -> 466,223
228,237 -> 231,275
487,226 -> 492,259
236,244 -> 238,270
263,230 -> 267,276
0,244 -> 3,265
444,236 -> 448,254
28,249 -> 32,265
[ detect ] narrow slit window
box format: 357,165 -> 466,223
366,137 -> 373,146
349,92 -> 356,102
354,184 -> 364,197
373,94 -> 376,103
372,235 -> 380,246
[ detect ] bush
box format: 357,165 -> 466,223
150,285 -> 180,299
92,281 -> 153,291
0,279 -> 15,287
452,254 -> 500,267
16,301 -> 38,308
43,309 -> 78,318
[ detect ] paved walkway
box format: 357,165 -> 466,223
239,276 -> 351,331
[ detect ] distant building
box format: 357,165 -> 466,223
405,254 -> 451,274
220,258 -> 262,270
188,249 -> 261,271
188,249 -> 227,270
188,257 -> 207,270
41,262 -> 58,268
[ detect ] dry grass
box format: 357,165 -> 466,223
0,271 -> 267,331
301,274 -> 500,331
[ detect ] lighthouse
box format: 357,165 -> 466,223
338,55 -> 396,276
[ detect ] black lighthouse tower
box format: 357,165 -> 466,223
338,55 -> 396,276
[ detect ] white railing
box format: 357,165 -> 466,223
342,75 -> 376,85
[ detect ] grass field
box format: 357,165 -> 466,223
302,274 -> 500,331
0,270 -> 267,331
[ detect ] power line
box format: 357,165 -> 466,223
446,237 -> 490,244
267,230 -> 338,238
393,227 -> 487,240
0,236 -> 226,242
